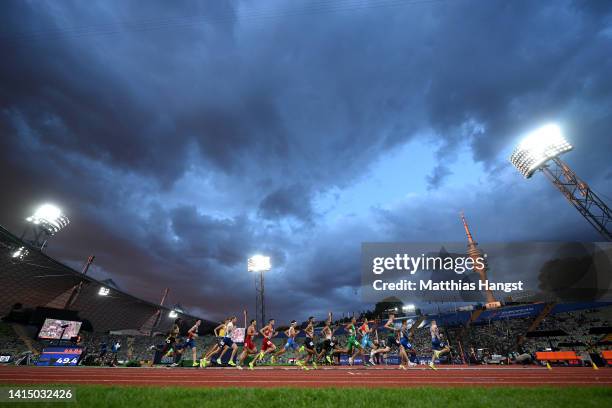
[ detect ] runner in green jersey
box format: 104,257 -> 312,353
345,316 -> 363,365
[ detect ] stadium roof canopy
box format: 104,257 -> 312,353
0,224 -> 217,334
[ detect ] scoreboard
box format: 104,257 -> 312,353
36,347 -> 83,366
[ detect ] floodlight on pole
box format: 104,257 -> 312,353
11,246 -> 29,260
247,255 -> 271,272
509,123 -> 611,240
22,203 -> 70,249
509,124 -> 573,178
98,287 -> 110,296
248,255 -> 271,326
402,304 -> 416,313
168,310 -> 178,318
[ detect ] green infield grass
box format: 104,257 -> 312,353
8,385 -> 611,408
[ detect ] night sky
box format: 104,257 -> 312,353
1,0 -> 611,322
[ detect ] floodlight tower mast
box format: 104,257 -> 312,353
460,212 -> 496,304
540,157 -> 611,240
255,270 -> 265,325
509,124 -> 611,241
248,255 -> 271,326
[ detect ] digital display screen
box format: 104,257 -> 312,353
38,318 -> 82,340
36,347 -> 83,366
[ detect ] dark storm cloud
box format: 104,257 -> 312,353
422,0 -> 612,174
426,164 -> 452,190
1,0 -> 611,322
258,184 -> 314,222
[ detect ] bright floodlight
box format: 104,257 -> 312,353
248,255 -> 271,272
509,124 -> 573,178
98,287 -> 110,296
402,304 -> 416,312
26,204 -> 70,234
11,246 -> 28,260
168,310 -> 178,318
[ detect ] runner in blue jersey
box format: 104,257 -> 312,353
429,320 -> 450,370
272,320 -> 300,364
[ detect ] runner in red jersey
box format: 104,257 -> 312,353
252,318 -> 277,368
237,319 -> 258,370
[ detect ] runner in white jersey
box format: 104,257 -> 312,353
216,316 -> 239,366
317,312 -> 334,364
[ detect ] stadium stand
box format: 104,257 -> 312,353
0,224 -> 217,363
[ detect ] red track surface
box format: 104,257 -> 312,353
1,366 -> 611,388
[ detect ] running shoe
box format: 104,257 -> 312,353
399,364 -> 406,370
270,356 -> 276,364
348,357 -> 353,366
192,361 -> 199,367
428,362 -> 437,370
248,360 -> 255,370
216,358 -> 222,365
299,346 -> 305,353
312,361 -> 318,369
325,355 -> 332,364
236,364 -> 243,370
228,360 -> 236,367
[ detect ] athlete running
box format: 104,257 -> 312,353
370,313 -> 397,365
162,318 -> 182,358
272,320 -> 300,364
371,337 -> 389,365
201,318 -> 228,367
253,318 -> 277,368
359,319 -> 375,365
185,320 -> 201,367
345,316 -> 363,366
216,316 -> 239,366
398,319 -> 417,369
429,320 -> 451,370
237,319 -> 258,369
316,312 -> 334,364
298,316 -> 317,370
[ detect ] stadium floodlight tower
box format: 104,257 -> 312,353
22,203 -> 70,250
509,123 -> 611,240
248,255 -> 271,326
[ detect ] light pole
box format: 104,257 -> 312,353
248,255 -> 271,326
509,124 -> 611,240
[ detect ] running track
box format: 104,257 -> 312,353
1,366 -> 611,388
